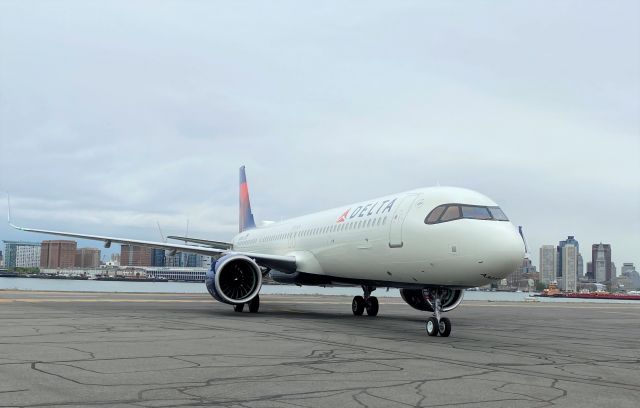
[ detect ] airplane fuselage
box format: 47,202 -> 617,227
231,186 -> 525,288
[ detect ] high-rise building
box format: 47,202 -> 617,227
110,253 -> 121,266
577,253 -> 583,277
621,263 -> 636,275
0,250 -> 4,267
3,241 -> 41,269
592,243 -> 612,284
560,244 -> 578,292
586,262 -> 594,281
41,241 -> 77,268
16,244 -> 41,268
557,236 -> 579,278
539,245 -> 556,284
75,248 -> 101,268
120,245 -> 152,267
620,263 -> 640,290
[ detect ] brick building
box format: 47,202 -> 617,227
40,240 -> 77,268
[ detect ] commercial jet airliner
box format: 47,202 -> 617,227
9,166 -> 525,337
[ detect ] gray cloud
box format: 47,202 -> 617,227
1,1 -> 638,267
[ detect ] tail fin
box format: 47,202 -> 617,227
239,166 -> 256,232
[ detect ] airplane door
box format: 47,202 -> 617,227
388,193 -> 419,248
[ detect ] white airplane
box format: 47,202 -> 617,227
9,166 -> 524,337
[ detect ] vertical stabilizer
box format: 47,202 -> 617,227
239,166 -> 256,232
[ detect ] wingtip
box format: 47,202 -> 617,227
6,193 -> 24,230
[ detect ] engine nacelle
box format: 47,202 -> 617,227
400,288 -> 464,312
205,254 -> 262,305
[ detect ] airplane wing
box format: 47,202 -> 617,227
8,221 -> 296,273
166,235 -> 232,250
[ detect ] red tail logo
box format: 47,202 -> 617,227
337,209 -> 350,223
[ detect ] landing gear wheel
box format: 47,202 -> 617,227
233,304 -> 244,313
426,317 -> 439,336
438,317 -> 452,337
248,295 -> 260,313
352,296 -> 365,316
365,296 -> 379,316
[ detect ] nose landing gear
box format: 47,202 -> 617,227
352,286 -> 378,316
425,289 -> 452,337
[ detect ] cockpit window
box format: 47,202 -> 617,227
425,203 -> 510,224
489,206 -> 509,221
425,205 -> 446,223
461,205 -> 492,220
440,205 -> 461,222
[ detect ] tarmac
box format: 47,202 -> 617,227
0,290 -> 639,408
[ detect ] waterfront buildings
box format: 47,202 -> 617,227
592,243 -> 612,284
120,245 -> 153,267
539,245 -> 556,284
110,253 -> 121,266
0,250 -> 3,267
75,248 -> 101,268
16,244 -> 41,268
152,249 -> 165,267
3,241 -> 41,269
506,258 -> 538,290
40,240 -> 77,268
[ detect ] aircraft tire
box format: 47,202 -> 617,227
234,304 -> 244,313
352,296 -> 365,316
438,317 -> 452,337
248,295 -> 260,313
365,296 -> 379,316
426,317 -> 439,336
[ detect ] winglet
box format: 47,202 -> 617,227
518,225 -> 530,259
239,166 -> 256,232
6,193 -> 23,231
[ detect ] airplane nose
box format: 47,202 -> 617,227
472,222 -> 525,279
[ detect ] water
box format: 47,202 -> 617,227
1,277 -> 638,303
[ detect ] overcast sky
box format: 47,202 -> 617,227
1,1 -> 638,270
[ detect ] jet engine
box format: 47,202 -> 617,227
400,288 -> 464,312
205,254 -> 262,305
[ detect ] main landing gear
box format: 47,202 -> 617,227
424,289 -> 452,337
233,295 -> 260,313
352,286 -> 379,317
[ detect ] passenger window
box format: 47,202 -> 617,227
461,206 -> 491,220
440,206 -> 461,222
425,205 -> 446,224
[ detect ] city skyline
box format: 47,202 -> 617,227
1,1 -> 638,267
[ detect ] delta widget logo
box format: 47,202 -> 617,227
336,209 -> 350,223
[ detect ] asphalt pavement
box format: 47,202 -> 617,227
0,290 -> 638,407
